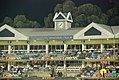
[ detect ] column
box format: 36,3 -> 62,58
27,62 -> 29,68
82,44 -> 85,51
8,62 -> 10,71
63,61 -> 67,77
46,44 -> 49,54
64,61 -> 66,69
82,61 -> 85,68
64,44 -> 67,51
101,44 -> 104,52
27,44 -> 30,53
45,61 -> 48,68
8,45 -> 11,54
113,39 -> 116,56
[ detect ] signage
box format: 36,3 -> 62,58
29,35 -> 73,40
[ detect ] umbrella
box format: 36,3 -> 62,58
100,68 -> 107,75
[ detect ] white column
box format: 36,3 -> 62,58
27,62 -> 29,68
64,61 -> 66,69
8,62 -> 10,71
64,44 -> 67,51
63,61 -> 67,77
82,44 -> 85,51
27,44 -> 30,53
101,44 -> 104,52
8,45 -> 11,54
82,61 -> 85,68
46,44 -> 49,54
45,61 -> 48,68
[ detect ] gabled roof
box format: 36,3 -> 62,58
96,23 -> 113,34
74,22 -> 114,39
111,26 -> 119,38
0,29 -> 15,37
111,26 -> 119,34
53,12 -> 73,22
0,24 -> 28,40
0,22 -> 119,41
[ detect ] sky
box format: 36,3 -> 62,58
0,0 -> 113,26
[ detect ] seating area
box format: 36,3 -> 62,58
0,48 -> 119,60
0,44 -> 119,80
78,62 -> 119,78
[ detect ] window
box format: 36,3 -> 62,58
84,27 -> 101,36
0,29 -> 15,37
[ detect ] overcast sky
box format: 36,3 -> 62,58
0,0 -> 112,26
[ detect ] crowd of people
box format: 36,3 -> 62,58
78,62 -> 119,78
0,61 -> 118,78
42,49 -> 119,60
0,48 -> 119,78
1,49 -> 119,60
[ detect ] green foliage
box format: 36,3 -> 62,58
1,0 -> 119,27
54,4 -> 63,13
3,17 -> 13,26
1,15 -> 40,28
74,14 -> 87,27
26,20 -> 40,28
109,0 -> 119,9
107,8 -> 118,17
75,3 -> 108,27
16,21 -> 25,28
78,4 -> 102,16
44,13 -> 53,28
47,0 -> 110,27
14,15 -> 26,25
108,0 -> 119,26
100,14 -> 108,24
75,23 -> 79,27
63,0 -> 75,12
87,15 -> 99,23
109,16 -> 119,25
31,21 -> 40,28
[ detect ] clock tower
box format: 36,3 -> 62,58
53,12 -> 73,30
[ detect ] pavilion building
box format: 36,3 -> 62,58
0,12 -> 119,55
0,12 -> 119,79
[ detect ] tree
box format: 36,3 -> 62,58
63,0 -> 75,12
87,15 -> 99,24
75,23 -> 79,27
109,0 -> 119,9
107,8 -> 118,17
44,13 -> 53,28
3,17 -> 13,26
14,15 -> 26,28
109,16 -> 119,25
44,17 -> 49,27
108,0 -> 119,25
1,15 -> 40,28
51,1 -> 108,27
74,14 -> 87,27
16,21 -> 25,28
100,14 -> 108,24
63,5 -> 71,13
75,4 -> 108,27
54,4 -> 63,12
13,15 -> 40,28
14,15 -> 26,23
106,5 -> 119,25
78,4 -> 102,16
31,21 -> 40,28
0,23 -> 4,26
